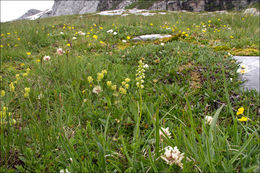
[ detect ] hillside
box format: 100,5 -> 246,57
0,10 -> 259,172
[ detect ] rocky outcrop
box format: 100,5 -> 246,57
18,9 -> 42,20
17,0 -> 259,21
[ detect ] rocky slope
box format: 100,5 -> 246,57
18,0 -> 258,20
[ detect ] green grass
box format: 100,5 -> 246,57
0,10 -> 259,172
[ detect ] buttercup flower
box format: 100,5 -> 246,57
238,116 -> 248,122
161,146 -> 185,168
236,107 -> 244,115
92,86 -> 102,94
26,52 -> 31,56
93,35 -> 98,40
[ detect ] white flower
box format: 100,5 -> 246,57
60,32 -> 64,35
43,55 -> 51,61
161,146 -> 185,168
159,127 -> 171,141
72,37 -> 77,40
92,86 -> 102,94
37,93 -> 44,100
161,43 -> 165,46
60,169 -> 70,173
113,32 -> 117,35
78,31 -> 86,35
143,64 -> 149,68
57,48 -> 64,55
122,40 -> 127,43
205,116 -> 213,125
107,29 -> 113,33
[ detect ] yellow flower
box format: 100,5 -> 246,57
238,116 -> 248,122
126,36 -> 131,40
9,82 -> 15,92
107,81 -> 112,87
87,76 -> 93,83
22,73 -> 28,77
97,72 -> 104,81
16,74 -> 20,80
125,84 -> 129,89
0,45 -> 3,48
125,78 -> 130,83
26,52 -> 31,56
36,59 -> 41,63
1,90 -> 5,97
236,107 -> 244,115
230,36 -> 234,39
102,70 -> 107,74
119,87 -> 126,94
208,20 -> 211,23
111,85 -> 117,90
150,23 -> 153,26
24,92 -> 29,98
99,27 -> 103,30
7,33 -> 10,35
121,81 -> 126,86
17,37 -> 20,40
100,41 -> 105,45
26,68 -> 30,73
67,43 -> 71,47
24,87 -> 30,93
93,35 -> 98,40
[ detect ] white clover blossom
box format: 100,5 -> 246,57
159,127 -> 171,141
113,32 -> 117,35
107,29 -> 113,33
205,116 -> 213,125
60,32 -> 64,35
136,60 -> 148,89
161,146 -> 185,168
122,40 -> 127,43
92,86 -> 102,94
43,55 -> 51,61
60,169 -> 70,173
72,37 -> 77,40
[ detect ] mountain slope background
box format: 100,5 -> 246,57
17,0 -> 259,20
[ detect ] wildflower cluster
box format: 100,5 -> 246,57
159,127 -> 171,141
236,107 -> 248,122
0,107 -> 16,125
161,146 -> 185,168
136,60 -> 148,89
24,87 -> 30,98
119,78 -> 130,95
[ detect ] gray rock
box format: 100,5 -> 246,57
234,56 -> 260,92
18,9 -> 42,20
244,8 -> 259,16
132,34 -> 172,41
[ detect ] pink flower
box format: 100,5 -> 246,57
57,48 -> 64,55
43,55 -> 51,61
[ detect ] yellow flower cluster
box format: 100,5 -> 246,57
24,87 -> 30,98
236,107 -> 248,122
136,60 -> 148,89
0,107 -> 16,125
119,78 -> 131,94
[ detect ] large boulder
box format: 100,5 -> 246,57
244,8 -> 259,16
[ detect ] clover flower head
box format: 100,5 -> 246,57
159,127 -> 171,141
161,146 -> 185,168
205,116 -> 213,125
97,72 -> 104,81
57,48 -> 64,55
92,86 -> 102,94
43,55 -> 51,61
107,29 -> 113,33
87,76 -> 93,83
